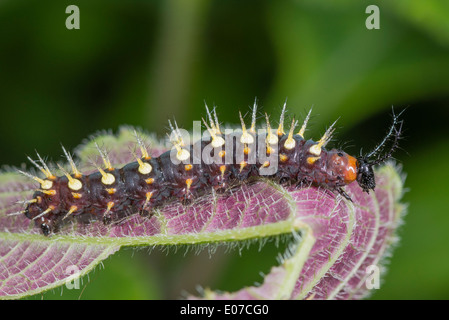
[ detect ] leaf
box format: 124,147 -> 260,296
0,128 -> 405,299
193,164 -> 406,300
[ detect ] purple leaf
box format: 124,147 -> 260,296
193,164 -> 406,300
0,128 -> 405,299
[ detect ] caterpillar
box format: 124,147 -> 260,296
17,103 -> 403,236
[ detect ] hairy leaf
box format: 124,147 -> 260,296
0,128 -> 405,299
194,164 -> 405,300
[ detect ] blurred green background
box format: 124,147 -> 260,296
1,0 -> 448,299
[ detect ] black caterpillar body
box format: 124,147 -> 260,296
20,105 -> 403,236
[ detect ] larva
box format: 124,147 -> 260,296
17,103 -> 403,236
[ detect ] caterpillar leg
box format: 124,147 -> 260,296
23,206 -> 54,236
40,222 -> 52,236
337,187 -> 352,202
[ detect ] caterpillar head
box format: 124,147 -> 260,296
356,156 -> 376,192
356,109 -> 404,193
